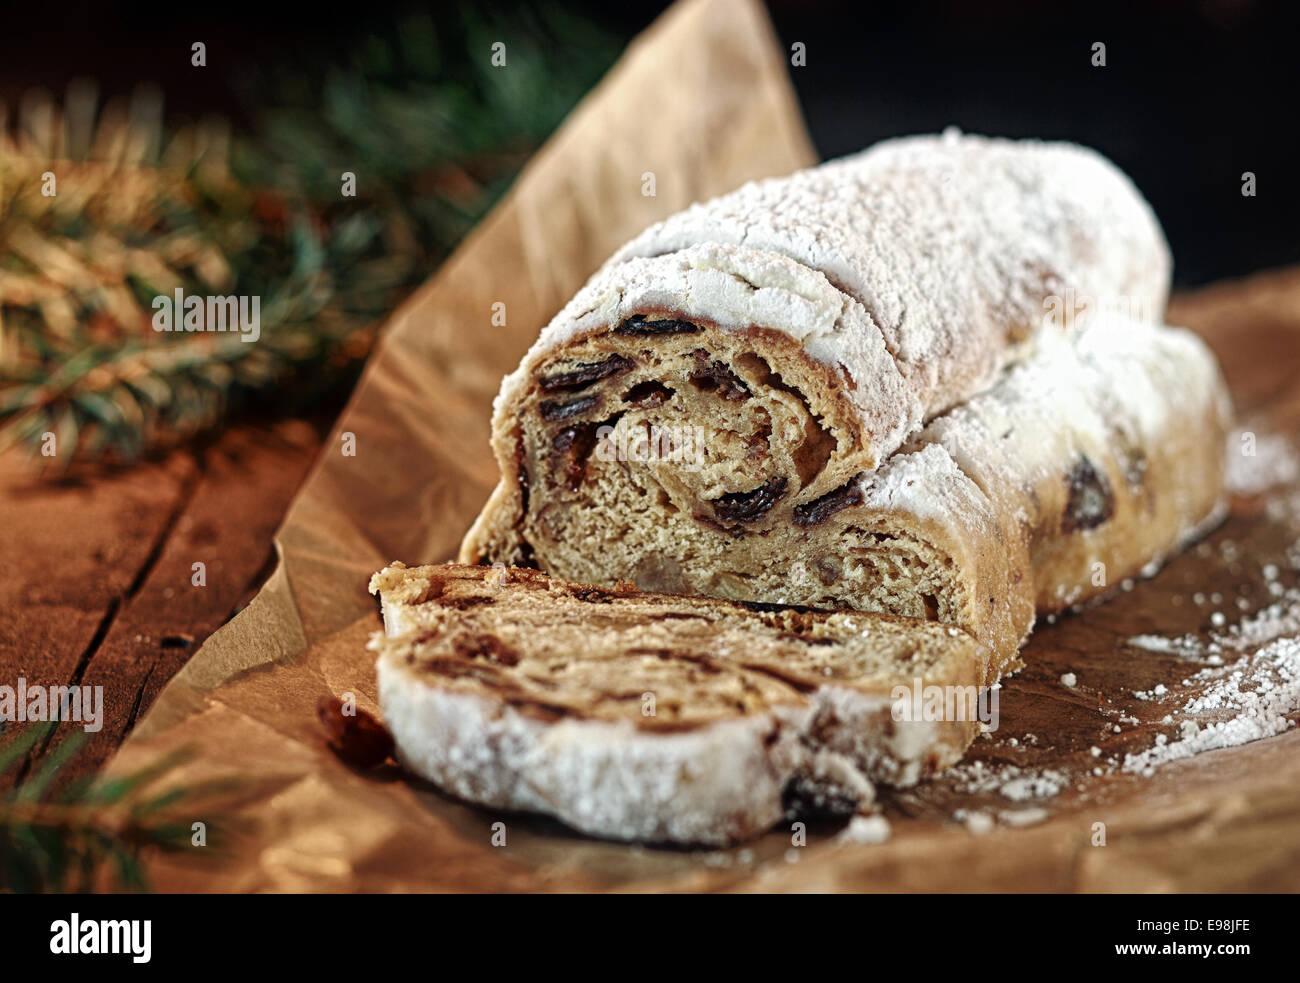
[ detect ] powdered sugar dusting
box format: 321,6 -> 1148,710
1128,634 -> 1204,657
1122,637 -> 1300,774
837,813 -> 892,845
1117,458 -> 1300,772
942,759 -> 1069,801
1224,589 -> 1300,650
614,132 -> 1170,408
999,773 -> 1066,801
998,807 -> 1050,827
1128,587 -> 1300,664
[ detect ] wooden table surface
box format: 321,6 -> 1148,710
0,415 -> 331,791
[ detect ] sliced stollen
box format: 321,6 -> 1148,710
369,562 -> 994,846
458,132 -> 1230,669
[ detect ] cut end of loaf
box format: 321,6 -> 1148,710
459,302 -> 1029,670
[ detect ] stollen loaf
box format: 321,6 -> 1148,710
458,132 -> 1231,679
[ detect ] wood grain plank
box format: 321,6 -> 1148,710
0,419 -> 324,788
0,449 -> 194,790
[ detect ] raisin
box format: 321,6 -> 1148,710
623,380 -> 675,408
775,634 -> 837,647
781,776 -> 859,819
1062,455 -> 1115,533
539,393 -> 600,422
793,473 -> 866,527
317,697 -> 394,769
537,354 -> 634,392
709,476 -> 788,523
814,555 -> 841,585
569,586 -> 616,603
451,633 -> 520,666
550,422 -> 602,492
437,595 -> 496,610
689,350 -> 750,401
614,315 -> 701,336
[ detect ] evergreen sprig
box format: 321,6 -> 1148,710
0,725 -> 220,893
0,6 -> 618,471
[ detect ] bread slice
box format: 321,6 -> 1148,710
369,562 -> 995,845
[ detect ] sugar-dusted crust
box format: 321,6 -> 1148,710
609,133 -> 1172,384
370,563 -> 991,845
911,315 -> 1232,612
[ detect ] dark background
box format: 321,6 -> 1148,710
3,0 -> 1297,286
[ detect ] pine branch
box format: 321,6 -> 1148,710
0,5 -> 618,472
0,725 -> 225,893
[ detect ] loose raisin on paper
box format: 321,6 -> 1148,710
317,697 -> 394,769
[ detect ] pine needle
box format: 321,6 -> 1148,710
0,725 -> 225,893
0,5 -> 617,472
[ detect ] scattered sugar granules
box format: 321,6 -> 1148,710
1133,683 -> 1168,701
999,773 -> 1064,801
1060,672 -> 1077,687
1128,633 -> 1203,657
944,761 -> 1067,802
955,809 -> 995,835
1222,588 -> 1300,650
838,814 -> 892,845
998,807 -> 1049,828
1122,636 -> 1300,774
1128,588 -> 1300,662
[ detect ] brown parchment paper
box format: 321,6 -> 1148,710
108,0 -> 1300,892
